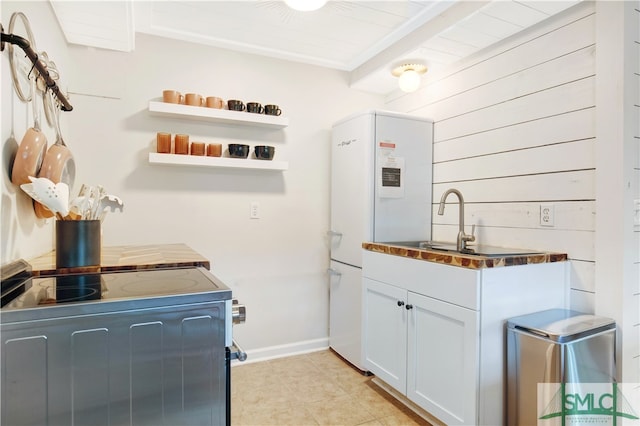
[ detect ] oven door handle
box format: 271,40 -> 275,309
230,339 -> 247,362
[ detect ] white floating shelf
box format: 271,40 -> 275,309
149,152 -> 288,171
148,101 -> 289,128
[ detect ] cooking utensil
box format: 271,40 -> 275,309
11,79 -> 48,186
39,53 -> 61,128
8,12 -> 36,103
68,184 -> 87,219
20,176 -> 69,219
97,194 -> 124,222
35,91 -> 76,218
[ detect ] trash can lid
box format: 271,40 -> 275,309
507,309 -> 615,343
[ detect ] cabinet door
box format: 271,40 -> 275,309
407,292 -> 478,426
329,261 -> 364,370
363,278 -> 407,393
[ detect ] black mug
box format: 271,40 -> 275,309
227,100 -> 245,111
228,143 -> 250,158
254,145 -> 275,160
264,104 -> 282,116
247,102 -> 264,114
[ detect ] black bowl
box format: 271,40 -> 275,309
254,145 -> 275,160
228,144 -> 250,158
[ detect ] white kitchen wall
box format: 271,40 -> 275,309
634,0 -> 640,396
387,0 -> 640,386
1,1 -> 384,359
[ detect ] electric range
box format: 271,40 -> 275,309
1,260 -> 244,426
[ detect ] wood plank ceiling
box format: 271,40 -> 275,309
50,0 -> 580,95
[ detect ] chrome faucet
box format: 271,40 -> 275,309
438,188 -> 475,252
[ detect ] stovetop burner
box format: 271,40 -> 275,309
1,266 -> 230,311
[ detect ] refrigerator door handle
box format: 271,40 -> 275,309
327,230 -> 343,237
327,268 -> 342,277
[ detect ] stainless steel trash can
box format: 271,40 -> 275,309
506,309 -> 616,425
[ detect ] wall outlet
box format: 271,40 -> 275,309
250,201 -> 260,219
540,203 -> 555,227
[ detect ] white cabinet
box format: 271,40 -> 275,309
362,250 -> 568,425
407,292 -> 478,425
329,261 -> 364,370
363,278 -> 407,391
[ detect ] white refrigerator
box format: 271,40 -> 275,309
329,110 -> 433,371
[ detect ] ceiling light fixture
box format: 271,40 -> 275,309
284,0 -> 327,12
392,63 -> 428,93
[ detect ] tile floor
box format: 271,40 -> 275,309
231,349 -> 432,426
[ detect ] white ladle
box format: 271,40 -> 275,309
20,176 -> 69,219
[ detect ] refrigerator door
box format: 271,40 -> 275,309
328,261 -> 364,370
330,113 -> 374,268
373,112 -> 432,242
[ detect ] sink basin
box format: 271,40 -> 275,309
382,241 -> 544,258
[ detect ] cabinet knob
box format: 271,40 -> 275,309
405,304 -> 413,310
397,300 -> 405,307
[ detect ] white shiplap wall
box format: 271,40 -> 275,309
387,0 -> 640,387
389,3 -> 597,305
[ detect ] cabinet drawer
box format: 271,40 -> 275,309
363,250 -> 479,310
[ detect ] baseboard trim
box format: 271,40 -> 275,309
231,338 -> 329,366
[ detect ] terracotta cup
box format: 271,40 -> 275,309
207,143 -> 222,157
156,132 -> 171,153
174,134 -> 189,155
185,93 -> 205,107
190,142 -> 205,156
206,97 -> 224,109
163,90 -> 184,104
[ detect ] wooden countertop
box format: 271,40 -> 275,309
29,243 -> 210,276
362,242 -> 567,269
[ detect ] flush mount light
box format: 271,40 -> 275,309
392,63 -> 428,93
284,0 -> 327,11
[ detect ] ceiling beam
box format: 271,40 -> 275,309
349,0 -> 491,87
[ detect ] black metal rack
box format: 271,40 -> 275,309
1,23 -> 73,112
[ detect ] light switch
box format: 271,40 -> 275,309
250,201 -> 260,219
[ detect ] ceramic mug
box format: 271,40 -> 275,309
185,93 -> 205,107
247,102 -> 264,114
264,104 -> 282,116
228,144 -> 249,158
207,143 -> 222,157
227,100 -> 245,111
254,145 -> 275,160
174,134 -> 189,155
206,97 -> 224,109
190,142 -> 205,156
156,132 -> 171,154
163,90 -> 184,104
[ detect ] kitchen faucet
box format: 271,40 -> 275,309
438,188 -> 475,252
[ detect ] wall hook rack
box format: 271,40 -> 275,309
1,25 -> 73,112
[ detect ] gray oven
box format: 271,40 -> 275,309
1,262 -> 246,426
